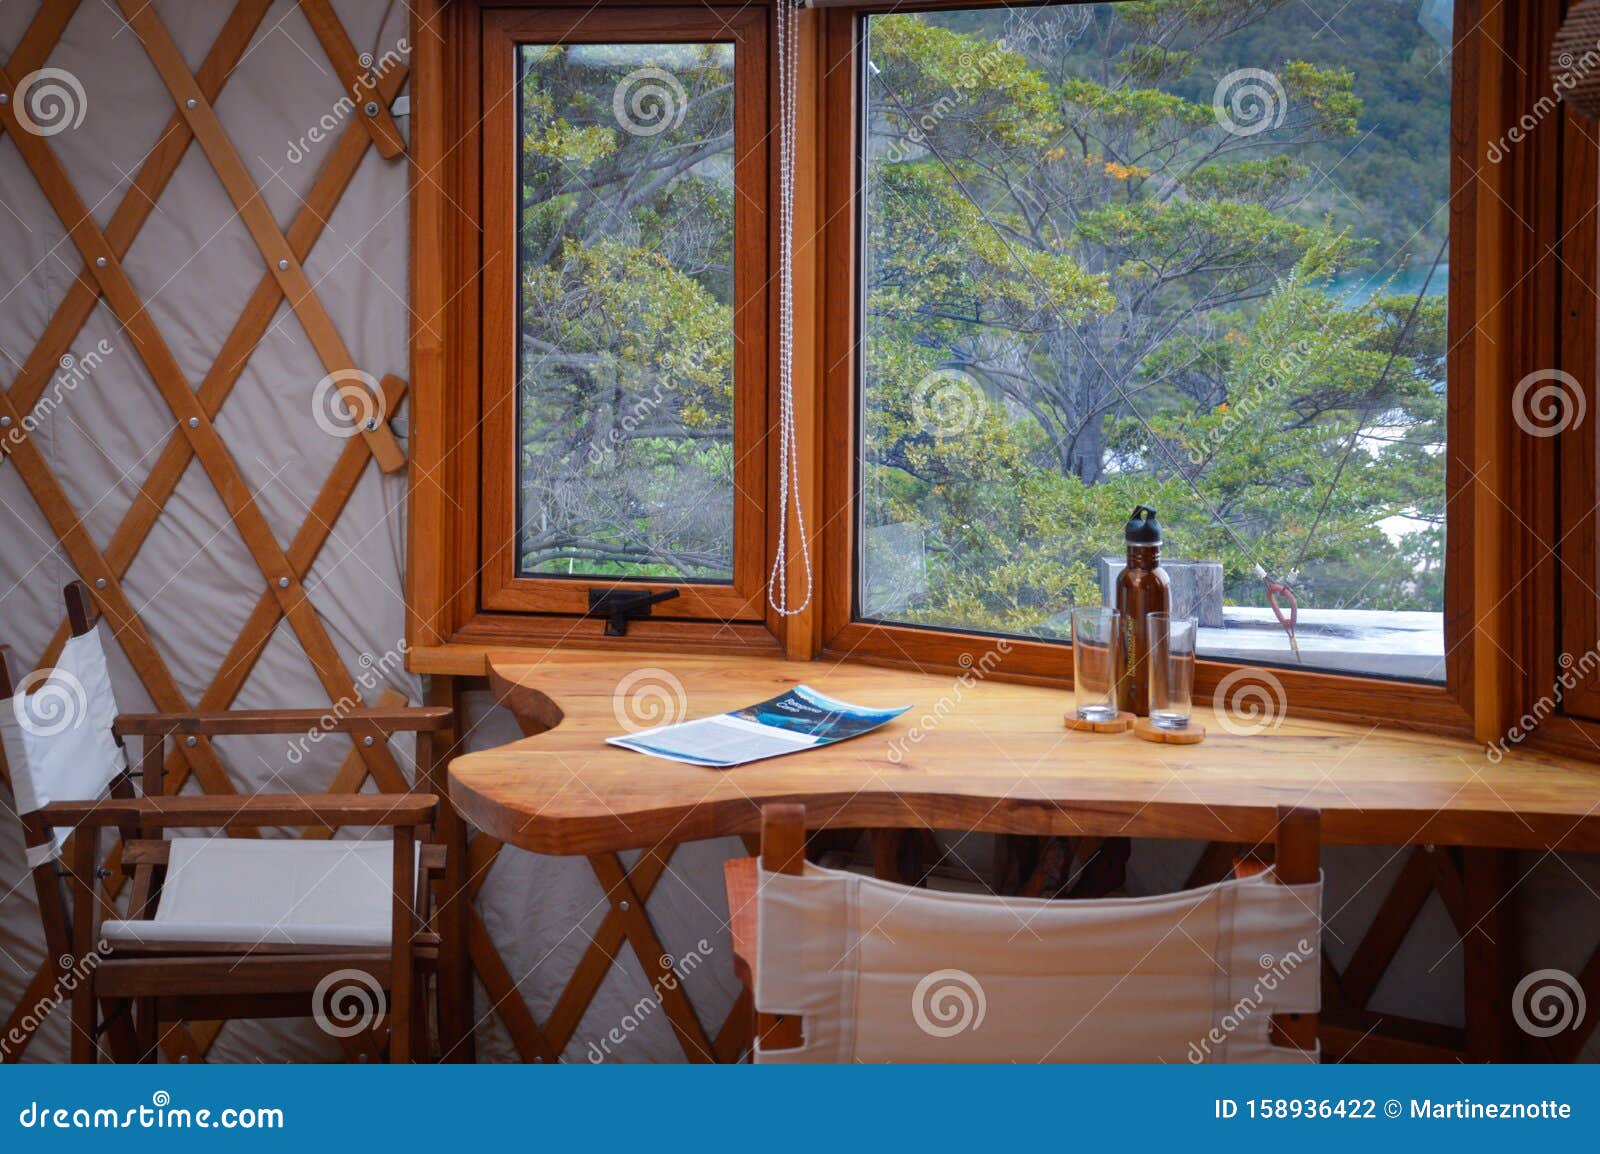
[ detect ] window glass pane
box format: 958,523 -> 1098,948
516,43 -> 736,582
859,2 -> 1449,680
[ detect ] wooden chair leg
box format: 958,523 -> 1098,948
70,984 -> 97,1062
424,678 -> 474,1062
389,826 -> 415,1064
746,986 -> 759,1062
69,833 -> 98,1063
136,996 -> 158,1063
413,972 -> 431,1062
386,994 -> 409,1064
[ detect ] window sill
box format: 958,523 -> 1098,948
408,615 -> 783,677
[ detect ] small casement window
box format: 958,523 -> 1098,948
479,7 -> 772,627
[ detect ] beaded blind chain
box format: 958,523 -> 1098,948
768,0 -> 814,617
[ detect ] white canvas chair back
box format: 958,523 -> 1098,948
1,624 -> 127,867
753,862 -> 1321,1064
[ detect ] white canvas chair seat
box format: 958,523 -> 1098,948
753,862 -> 1321,1064
101,838 -> 399,949
3,625 -> 127,869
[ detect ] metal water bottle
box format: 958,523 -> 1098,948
1114,505 -> 1170,717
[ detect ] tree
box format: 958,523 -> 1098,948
516,44 -> 737,579
509,3 -> 1451,639
858,2 -> 1446,634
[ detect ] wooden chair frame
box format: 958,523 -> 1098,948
726,802 -> 1322,1060
11,582 -> 452,1063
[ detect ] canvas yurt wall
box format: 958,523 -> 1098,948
0,0 -> 1596,1065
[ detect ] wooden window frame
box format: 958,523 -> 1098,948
411,0 -> 785,653
480,6 -> 772,624
1511,0 -> 1600,756
412,0 -> 1599,751
814,0 -> 1496,737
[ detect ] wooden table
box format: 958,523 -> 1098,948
446,649 -> 1600,1064
450,650 -> 1600,854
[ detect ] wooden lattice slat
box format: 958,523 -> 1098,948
544,846 -> 679,1051
15,0 -> 264,699
467,908 -> 559,1063
587,849 -> 718,1062
299,0 -> 406,159
31,52 -> 407,681
2,0 -> 272,428
1339,847 -> 1438,1007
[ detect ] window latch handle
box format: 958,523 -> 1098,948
587,587 -> 681,637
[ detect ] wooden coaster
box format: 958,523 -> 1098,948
1064,710 -> 1136,733
1133,717 -> 1206,744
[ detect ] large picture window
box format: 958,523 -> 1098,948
856,1 -> 1451,681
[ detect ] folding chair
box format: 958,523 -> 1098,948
725,804 -> 1322,1063
0,582 -> 452,1063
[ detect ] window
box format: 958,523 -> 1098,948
416,0 -> 1571,746
478,8 -> 771,626
854,1 -> 1451,682
514,41 -> 738,584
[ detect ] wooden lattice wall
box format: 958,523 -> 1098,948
0,0 -> 420,1062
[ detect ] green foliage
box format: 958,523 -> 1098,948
522,239 -> 730,412
1281,60 -> 1363,137
514,43 -> 738,580
1058,77 -> 1213,134
870,164 -> 1114,332
870,14 -> 1059,147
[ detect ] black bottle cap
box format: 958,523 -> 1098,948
1124,505 -> 1162,546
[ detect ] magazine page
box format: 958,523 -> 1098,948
607,684 -> 909,768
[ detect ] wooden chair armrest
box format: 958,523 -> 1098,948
37,793 -> 438,831
113,706 -> 453,738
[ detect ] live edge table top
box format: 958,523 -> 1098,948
445,650 -> 1600,856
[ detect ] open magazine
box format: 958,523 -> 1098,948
607,684 -> 910,768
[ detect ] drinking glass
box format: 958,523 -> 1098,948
1146,613 -> 1197,729
1071,608 -> 1121,722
